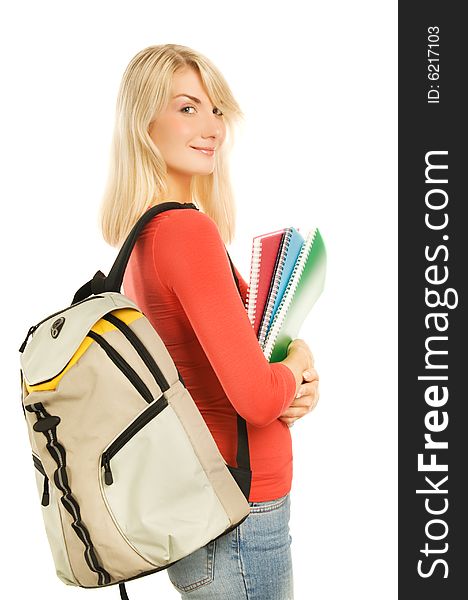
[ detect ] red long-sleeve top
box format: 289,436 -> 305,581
122,206 -> 297,501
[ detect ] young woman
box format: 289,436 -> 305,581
99,43 -> 319,600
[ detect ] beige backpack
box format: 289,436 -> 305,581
19,202 -> 251,599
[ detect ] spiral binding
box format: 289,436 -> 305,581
257,230 -> 293,348
263,228 -> 317,361
246,237 -> 262,327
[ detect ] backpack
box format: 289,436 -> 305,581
19,201 -> 252,600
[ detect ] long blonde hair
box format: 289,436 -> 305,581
99,44 -> 244,248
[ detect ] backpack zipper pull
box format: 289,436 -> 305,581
102,454 -> 114,485
41,475 -> 50,506
19,325 -> 38,353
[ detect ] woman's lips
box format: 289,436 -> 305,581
191,146 -> 215,156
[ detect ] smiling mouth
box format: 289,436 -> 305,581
190,146 -> 215,156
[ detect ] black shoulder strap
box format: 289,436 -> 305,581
73,202 -> 200,304
73,201 -> 242,301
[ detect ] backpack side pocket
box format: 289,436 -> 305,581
32,452 -> 78,586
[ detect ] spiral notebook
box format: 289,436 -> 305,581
256,227 -> 305,347
262,228 -> 327,362
246,228 -> 286,336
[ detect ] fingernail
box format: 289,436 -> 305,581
303,370 -> 311,378
295,390 -> 302,398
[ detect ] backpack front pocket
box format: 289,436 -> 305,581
99,399 -> 231,568
100,394 -> 169,486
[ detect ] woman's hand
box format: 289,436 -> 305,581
286,338 -> 314,370
278,367 -> 320,427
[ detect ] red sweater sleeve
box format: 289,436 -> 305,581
152,210 -> 297,428
231,263 -> 249,307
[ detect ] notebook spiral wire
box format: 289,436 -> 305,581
246,239 -> 262,327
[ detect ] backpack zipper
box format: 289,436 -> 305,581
32,453 -> 50,506
101,396 -> 169,485
86,330 -> 154,404
19,295 -> 105,353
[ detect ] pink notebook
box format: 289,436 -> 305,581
246,228 -> 286,336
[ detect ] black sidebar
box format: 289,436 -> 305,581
399,3 -> 467,598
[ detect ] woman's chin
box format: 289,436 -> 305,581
191,166 -> 216,177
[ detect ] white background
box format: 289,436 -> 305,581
1,1 -> 397,598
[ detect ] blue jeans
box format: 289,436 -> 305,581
166,493 -> 294,599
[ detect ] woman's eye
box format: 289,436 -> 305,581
180,105 -> 223,116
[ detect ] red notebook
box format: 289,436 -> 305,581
246,228 -> 286,336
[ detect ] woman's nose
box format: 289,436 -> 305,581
201,111 -> 223,140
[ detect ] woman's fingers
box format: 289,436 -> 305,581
280,398 -> 317,419
279,380 -> 320,425
300,367 -> 319,385
280,361 -> 320,427
295,379 -> 319,403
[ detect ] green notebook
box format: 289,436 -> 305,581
262,228 -> 326,362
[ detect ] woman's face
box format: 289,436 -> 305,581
149,67 -> 226,182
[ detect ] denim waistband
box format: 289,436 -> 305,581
248,493 -> 289,513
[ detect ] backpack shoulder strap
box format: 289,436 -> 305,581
72,202 -> 240,304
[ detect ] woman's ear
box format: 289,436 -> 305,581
148,117 -> 157,136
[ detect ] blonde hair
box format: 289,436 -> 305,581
99,43 -> 244,248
